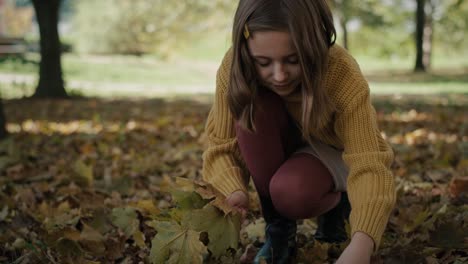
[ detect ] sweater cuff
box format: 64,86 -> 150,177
349,198 -> 394,251
212,167 -> 248,198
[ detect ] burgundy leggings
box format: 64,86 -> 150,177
235,91 -> 341,220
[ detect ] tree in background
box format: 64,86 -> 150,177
31,0 -> 67,98
330,0 -> 385,51
415,0 -> 467,72
436,0 -> 467,52
0,0 -> 34,37
330,0 -> 466,71
73,0 -> 236,56
0,100 -> 7,139
330,0 -> 353,50
414,0 -> 432,72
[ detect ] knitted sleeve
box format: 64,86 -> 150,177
201,48 -> 250,197
330,52 -> 396,250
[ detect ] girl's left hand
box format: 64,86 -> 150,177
335,232 -> 374,264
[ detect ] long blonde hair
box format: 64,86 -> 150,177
227,0 -> 336,143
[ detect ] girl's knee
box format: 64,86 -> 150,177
269,173 -> 324,219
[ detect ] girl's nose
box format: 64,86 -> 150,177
273,64 -> 288,83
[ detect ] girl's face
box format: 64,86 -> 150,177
247,31 -> 302,97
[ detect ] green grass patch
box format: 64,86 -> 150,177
369,82 -> 468,95
62,54 -> 215,85
355,54 -> 468,72
0,53 -> 218,86
1,42 -> 467,99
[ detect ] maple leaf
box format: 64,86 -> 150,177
111,207 -> 148,249
194,179 -> 238,215
111,207 -> 141,238
184,204 -> 241,257
132,199 -> 160,216
172,190 -> 208,210
149,221 -> 207,264
162,177 -> 210,210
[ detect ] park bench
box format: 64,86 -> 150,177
0,37 -> 27,57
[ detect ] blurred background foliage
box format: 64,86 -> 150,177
0,0 -> 465,58
0,0 -> 466,98
71,0 -> 235,56
331,0 -> 467,58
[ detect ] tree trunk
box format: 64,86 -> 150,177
414,0 -> 433,72
0,100 -> 7,139
422,16 -> 433,70
31,0 -> 67,98
423,2 -> 435,70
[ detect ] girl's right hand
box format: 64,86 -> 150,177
225,190 -> 249,219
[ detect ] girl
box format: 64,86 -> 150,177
202,0 -> 396,263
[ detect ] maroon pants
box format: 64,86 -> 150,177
235,91 -> 340,220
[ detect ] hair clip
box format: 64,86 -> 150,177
243,24 -> 250,39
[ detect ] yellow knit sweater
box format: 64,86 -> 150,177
202,44 -> 396,249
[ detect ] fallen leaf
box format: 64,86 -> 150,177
184,204 -> 241,257
72,159 -> 94,187
133,199 -> 160,216
111,207 -> 139,238
448,175 -> 468,198
149,221 -> 207,264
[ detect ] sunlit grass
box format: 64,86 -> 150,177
355,53 -> 468,72
369,82 -> 468,94
0,37 -> 467,99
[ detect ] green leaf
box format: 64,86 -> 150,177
162,177 -> 209,210
109,176 -> 133,195
111,207 -> 139,238
133,229 -> 146,249
183,204 -> 240,257
149,221 -> 207,264
72,159 -> 94,186
172,190 -> 208,210
86,208 -> 113,234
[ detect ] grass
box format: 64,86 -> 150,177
0,53 -> 216,85
354,53 -> 468,72
0,35 -> 467,99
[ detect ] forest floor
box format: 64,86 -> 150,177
0,93 -> 467,263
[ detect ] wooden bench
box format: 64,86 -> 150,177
0,37 -> 27,56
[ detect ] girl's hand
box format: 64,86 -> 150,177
335,232 -> 374,264
225,190 -> 249,219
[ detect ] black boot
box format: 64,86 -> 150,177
254,196 -> 297,264
314,192 -> 351,243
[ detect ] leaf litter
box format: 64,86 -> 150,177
0,94 -> 467,263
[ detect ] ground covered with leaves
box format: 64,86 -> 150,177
0,94 -> 467,264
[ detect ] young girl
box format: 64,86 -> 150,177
202,0 -> 396,263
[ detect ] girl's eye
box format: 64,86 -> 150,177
287,57 -> 299,64
256,61 -> 270,67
